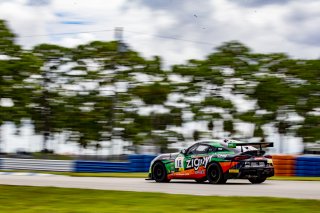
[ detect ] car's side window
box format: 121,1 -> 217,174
194,144 -> 210,154
208,146 -> 215,152
186,144 -> 198,155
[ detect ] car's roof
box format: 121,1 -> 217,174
196,139 -> 258,152
197,140 -> 225,147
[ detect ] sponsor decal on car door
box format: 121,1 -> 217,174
186,156 -> 212,170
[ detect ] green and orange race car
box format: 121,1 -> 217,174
147,139 -> 274,184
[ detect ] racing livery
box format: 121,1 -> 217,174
147,140 -> 274,184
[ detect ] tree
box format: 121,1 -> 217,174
131,83 -> 171,105
0,20 -> 41,151
30,44 -> 72,151
2,22 -> 320,155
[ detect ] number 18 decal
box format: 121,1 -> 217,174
175,156 -> 184,168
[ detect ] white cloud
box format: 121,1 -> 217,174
203,0 -> 320,59
0,0 -> 319,67
57,33 -> 96,48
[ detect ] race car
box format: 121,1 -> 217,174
147,139 -> 274,184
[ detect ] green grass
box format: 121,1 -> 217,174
270,176 -> 320,181
0,185 -> 319,213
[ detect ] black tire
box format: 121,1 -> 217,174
152,162 -> 170,183
195,177 -> 207,183
248,177 -> 266,184
206,163 -> 226,184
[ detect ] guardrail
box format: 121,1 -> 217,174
0,155 -> 319,176
74,155 -> 156,172
74,161 -> 131,172
295,155 -> 320,177
272,155 -> 296,176
0,155 -> 156,173
0,158 -> 73,172
272,155 -> 320,177
128,155 -> 155,172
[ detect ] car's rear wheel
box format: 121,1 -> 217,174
248,177 -> 266,184
206,163 -> 226,184
152,162 -> 170,183
195,177 -> 207,183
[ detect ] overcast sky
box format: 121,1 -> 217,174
0,0 -> 319,67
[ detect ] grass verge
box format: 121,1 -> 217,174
0,185 -> 319,213
270,176 -> 320,181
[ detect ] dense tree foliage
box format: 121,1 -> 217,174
0,20 -> 319,153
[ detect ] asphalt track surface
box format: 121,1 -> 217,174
1,175 -> 319,200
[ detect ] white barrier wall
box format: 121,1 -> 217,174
0,158 -> 73,172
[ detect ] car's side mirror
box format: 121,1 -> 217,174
180,149 -> 186,155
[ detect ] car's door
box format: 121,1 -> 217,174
187,144 -> 211,168
183,143 -> 199,170
174,143 -> 211,178
182,144 -> 211,178
173,144 -> 199,177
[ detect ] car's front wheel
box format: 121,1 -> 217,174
248,177 -> 266,184
206,163 -> 226,184
152,162 -> 170,183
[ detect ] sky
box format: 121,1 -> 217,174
0,0 -> 319,67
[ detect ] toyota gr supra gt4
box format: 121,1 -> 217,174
147,140 -> 274,184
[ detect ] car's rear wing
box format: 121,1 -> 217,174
227,141 -> 274,152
